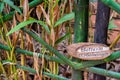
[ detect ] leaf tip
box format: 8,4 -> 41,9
6,32 -> 10,36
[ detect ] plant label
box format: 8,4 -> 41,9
67,43 -> 113,60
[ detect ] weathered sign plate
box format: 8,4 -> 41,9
67,43 -> 113,60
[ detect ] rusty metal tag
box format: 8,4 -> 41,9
67,43 -> 113,60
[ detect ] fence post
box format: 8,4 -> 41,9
94,0 -> 110,80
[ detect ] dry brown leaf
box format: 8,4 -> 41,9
45,33 -> 50,44
50,28 -> 55,46
26,34 -> 32,44
69,0 -> 72,12
33,52 -> 41,80
36,4 -> 43,20
20,0 -> 24,7
40,5 -> 51,26
13,15 -> 16,28
53,2 -> 59,22
15,12 -> 23,22
23,0 -> 29,21
28,8 -> 34,16
4,4 -> 10,14
12,15 -> 18,46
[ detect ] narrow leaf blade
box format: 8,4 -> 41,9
108,20 -> 118,29
0,2 -> 4,13
54,12 -> 74,27
7,20 -> 50,36
37,20 -> 50,33
55,33 -> 71,44
3,0 -> 22,14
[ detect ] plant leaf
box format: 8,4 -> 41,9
6,20 -> 50,36
0,2 -> 4,13
90,0 -> 98,2
3,0 -> 22,14
55,33 -> 71,45
54,12 -> 74,27
2,60 -> 16,65
108,20 -> 118,29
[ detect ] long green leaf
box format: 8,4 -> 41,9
6,20 -> 50,36
0,2 -> 4,13
54,12 -> 74,27
108,19 -> 118,29
3,0 -> 22,14
55,33 -> 71,45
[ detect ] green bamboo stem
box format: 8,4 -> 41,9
73,0 -> 89,43
72,69 -> 83,80
22,28 -> 74,68
13,65 -> 120,80
0,0 -> 43,24
84,67 -> 120,79
2,59 -> 68,80
0,43 -> 11,51
101,0 -> 120,14
2,60 -> 120,79
15,65 -> 69,80
73,0 -> 89,79
43,72 -> 69,80
0,43 -> 65,64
